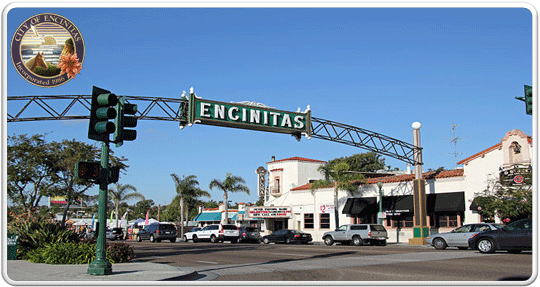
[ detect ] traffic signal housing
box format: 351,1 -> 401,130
89,86 -> 118,142
113,96 -> 138,147
75,161 -> 100,182
524,85 -> 532,115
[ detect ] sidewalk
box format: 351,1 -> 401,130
3,260 -> 199,283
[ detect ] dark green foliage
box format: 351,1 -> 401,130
25,242 -> 134,264
34,63 -> 61,77
326,152 -> 386,172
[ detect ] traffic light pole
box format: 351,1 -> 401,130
87,141 -> 112,275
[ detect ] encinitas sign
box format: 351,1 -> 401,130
187,94 -> 311,138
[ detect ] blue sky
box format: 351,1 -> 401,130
5,6 -> 534,207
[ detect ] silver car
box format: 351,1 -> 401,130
426,223 -> 505,250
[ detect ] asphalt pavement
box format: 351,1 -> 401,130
3,259 -> 201,283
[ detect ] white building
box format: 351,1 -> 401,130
249,129 -> 532,243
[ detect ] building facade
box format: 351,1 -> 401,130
254,129 -> 532,243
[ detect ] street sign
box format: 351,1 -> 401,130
187,93 -> 311,138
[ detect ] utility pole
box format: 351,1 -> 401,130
409,122 -> 428,245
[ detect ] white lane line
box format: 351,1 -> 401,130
197,260 -> 219,264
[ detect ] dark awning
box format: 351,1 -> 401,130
380,192 -> 465,213
427,192 -> 465,212
382,195 -> 413,213
342,197 -> 377,215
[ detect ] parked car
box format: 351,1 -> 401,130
322,224 -> 388,246
136,223 -> 178,243
426,223 -> 504,250
262,229 -> 312,244
468,218 -> 532,254
182,227 -> 202,242
239,226 -> 262,243
106,227 -> 126,241
192,224 -> 240,243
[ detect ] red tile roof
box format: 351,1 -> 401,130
290,169 -> 464,191
267,157 -> 327,164
456,143 -> 502,165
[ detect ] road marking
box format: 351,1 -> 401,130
197,260 -> 219,264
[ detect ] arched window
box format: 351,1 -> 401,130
509,141 -> 522,163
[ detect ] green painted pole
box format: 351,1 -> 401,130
87,141 -> 112,275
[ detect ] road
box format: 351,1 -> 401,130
123,240 -> 533,282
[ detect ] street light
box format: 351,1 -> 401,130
377,180 -> 383,225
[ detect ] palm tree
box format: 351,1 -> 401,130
209,173 -> 250,224
310,162 -> 364,228
108,183 -> 145,228
171,174 -> 209,237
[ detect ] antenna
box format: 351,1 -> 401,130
445,124 -> 466,167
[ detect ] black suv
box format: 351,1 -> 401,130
136,223 -> 177,243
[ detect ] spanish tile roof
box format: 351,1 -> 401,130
290,169 -> 464,191
456,143 -> 502,165
268,157 -> 327,164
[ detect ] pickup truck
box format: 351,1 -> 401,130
322,224 -> 388,246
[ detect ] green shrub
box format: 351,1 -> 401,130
25,242 -> 135,264
34,64 -> 61,77
8,212 -> 80,259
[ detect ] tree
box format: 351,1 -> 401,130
209,173 -> 250,224
48,139 -> 127,227
310,162 -> 365,228
327,152 -> 386,173
133,199 -> 155,220
108,183 -> 145,227
7,134 -> 57,214
170,174 -> 210,236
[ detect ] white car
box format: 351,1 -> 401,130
182,227 -> 202,242
426,223 -> 505,250
192,224 -> 240,243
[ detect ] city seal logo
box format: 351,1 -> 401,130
11,13 -> 84,87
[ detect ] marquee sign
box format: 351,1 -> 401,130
247,206 -> 292,218
188,94 -> 311,138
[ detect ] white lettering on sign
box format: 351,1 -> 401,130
229,107 -> 239,121
294,115 -> 305,129
215,104 -> 226,119
247,206 -> 292,218
200,102 -> 212,118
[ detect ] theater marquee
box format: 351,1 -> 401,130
247,206 -> 292,218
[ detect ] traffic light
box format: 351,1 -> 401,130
89,86 -> 118,142
524,85 -> 532,115
75,161 -> 100,182
109,166 -> 120,183
113,96 -> 138,147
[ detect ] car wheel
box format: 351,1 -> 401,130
182,236 -> 188,242
352,236 -> 362,246
170,238 -> 176,243
193,235 -> 199,243
231,238 -> 238,244
210,235 -> 219,243
286,238 -> 292,244
150,234 -> 156,243
137,235 -> 142,242
477,238 -> 496,253
433,238 -> 447,250
378,239 -> 387,246
263,238 -> 270,244
324,236 -> 335,246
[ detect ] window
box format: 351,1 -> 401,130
273,177 -> 281,194
473,225 -> 491,232
453,225 -> 473,233
304,213 -> 314,229
388,215 -> 414,228
438,214 -> 458,228
320,213 -> 330,229
336,225 -> 347,231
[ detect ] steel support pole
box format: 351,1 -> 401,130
87,141 -> 112,275
409,122 -> 428,245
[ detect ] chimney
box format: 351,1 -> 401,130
407,163 -> 412,174
271,156 -> 276,162
198,205 -> 203,214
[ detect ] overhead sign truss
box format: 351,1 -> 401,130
7,91 -> 421,165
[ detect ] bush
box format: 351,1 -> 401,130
25,242 -> 135,264
8,212 -> 80,259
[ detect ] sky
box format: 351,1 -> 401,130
4,4 -> 535,208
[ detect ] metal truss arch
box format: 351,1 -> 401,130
7,95 -> 420,165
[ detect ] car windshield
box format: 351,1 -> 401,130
492,224 -> 505,229
159,224 -> 175,230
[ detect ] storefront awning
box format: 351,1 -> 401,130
382,195 -> 413,213
342,197 -> 377,215
193,212 -> 222,222
427,192 -> 465,212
